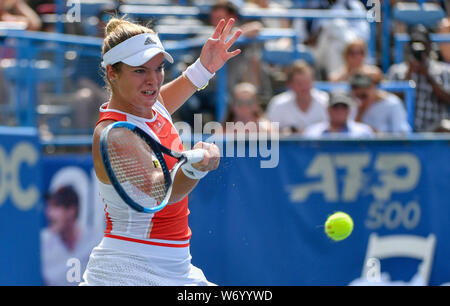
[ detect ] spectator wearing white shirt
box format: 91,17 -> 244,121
266,60 -> 328,135
350,72 -> 412,135
304,92 -> 374,138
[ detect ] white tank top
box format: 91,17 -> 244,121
96,101 -> 191,248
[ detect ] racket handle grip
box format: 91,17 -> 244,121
183,149 -> 205,164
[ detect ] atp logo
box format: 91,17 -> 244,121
288,152 -> 420,203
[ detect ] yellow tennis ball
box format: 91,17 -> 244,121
325,212 -> 354,241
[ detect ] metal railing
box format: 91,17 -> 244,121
119,5 -> 376,63
0,28 -> 299,128
0,29 -> 417,133
0,29 -> 103,127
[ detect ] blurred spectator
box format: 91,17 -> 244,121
243,0 -> 290,29
242,0 -> 291,50
223,82 -> 272,134
328,39 -> 383,83
209,0 -> 272,97
292,0 -> 331,43
299,0 -> 370,78
178,0 -> 273,125
209,0 -> 263,39
265,60 -> 328,135
387,24 -> 450,132
437,17 -> 450,63
0,0 -> 41,125
350,72 -> 411,135
0,0 -> 42,30
40,185 -> 98,286
304,91 -> 374,138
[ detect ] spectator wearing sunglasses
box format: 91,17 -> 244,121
328,39 -> 383,83
223,82 -> 272,134
350,72 -> 411,135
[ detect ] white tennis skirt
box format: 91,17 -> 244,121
80,236 -> 215,286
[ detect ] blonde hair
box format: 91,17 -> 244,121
343,39 -> 367,60
233,82 -> 257,97
286,60 -> 313,83
101,17 -> 155,89
102,17 -> 155,56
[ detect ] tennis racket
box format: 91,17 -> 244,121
100,121 -> 205,214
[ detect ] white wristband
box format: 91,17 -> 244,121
184,58 -> 215,90
181,163 -> 209,180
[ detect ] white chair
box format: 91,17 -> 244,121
361,233 -> 436,285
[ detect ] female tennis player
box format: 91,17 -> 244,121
80,17 -> 242,286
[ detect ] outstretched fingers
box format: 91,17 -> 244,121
225,28 -> 242,50
219,18 -> 235,42
227,48 -> 242,59
211,19 -> 226,40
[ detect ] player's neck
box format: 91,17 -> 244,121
108,97 -> 155,120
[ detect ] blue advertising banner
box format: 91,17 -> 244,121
2,135 -> 449,285
0,127 -> 42,285
188,139 -> 450,286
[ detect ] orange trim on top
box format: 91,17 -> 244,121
104,202 -> 113,234
96,110 -> 127,126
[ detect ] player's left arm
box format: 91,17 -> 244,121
168,142 -> 220,204
160,18 -> 242,114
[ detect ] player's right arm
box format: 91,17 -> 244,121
92,120 -> 220,205
92,119 -> 115,184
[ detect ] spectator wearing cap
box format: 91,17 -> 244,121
40,185 -> 99,286
387,24 -> 450,132
265,60 -> 329,135
350,72 -> 411,135
303,92 -> 374,138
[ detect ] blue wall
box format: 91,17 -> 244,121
1,132 -> 450,285
0,127 -> 42,285
188,139 -> 450,285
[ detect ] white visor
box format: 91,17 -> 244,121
101,33 -> 174,68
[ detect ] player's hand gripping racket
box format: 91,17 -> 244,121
100,121 -> 205,214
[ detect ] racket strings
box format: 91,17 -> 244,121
107,129 -> 167,205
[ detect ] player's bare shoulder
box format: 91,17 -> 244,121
92,120 -> 115,184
